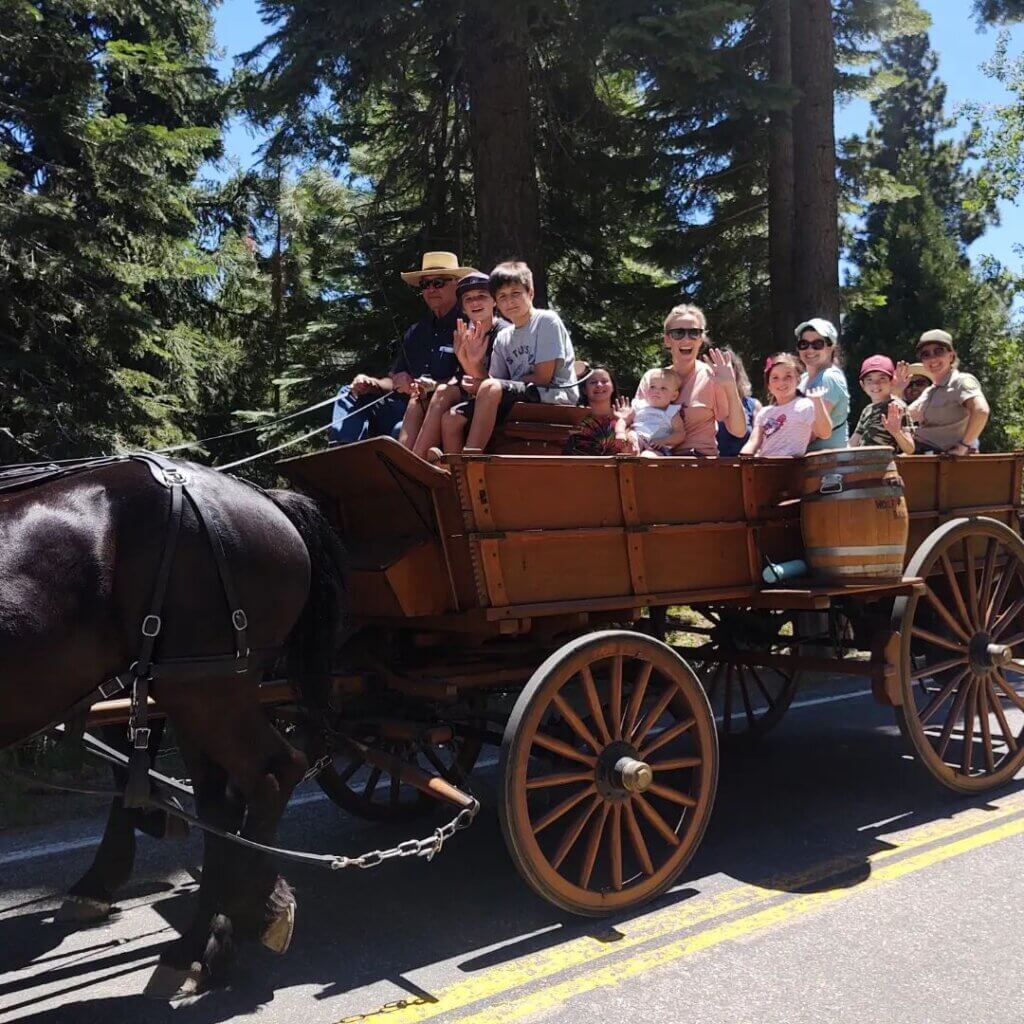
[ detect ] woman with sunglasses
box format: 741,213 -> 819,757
794,318 -> 850,451
633,304 -> 746,456
893,330 -> 989,455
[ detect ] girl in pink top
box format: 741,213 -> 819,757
741,353 -> 832,458
634,304 -> 746,456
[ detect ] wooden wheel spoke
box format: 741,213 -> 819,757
940,553 -> 974,637
533,783 -> 597,834
362,766 -> 382,801
622,800 -> 654,875
962,681 -> 978,775
532,731 -> 597,767
992,597 -> 1024,640
550,794 -> 602,871
624,662 -> 653,739
580,666 -> 612,746
610,656 -> 624,741
650,756 -> 702,771
639,717 -> 695,760
610,804 -> 623,891
578,802 -> 611,889
632,794 -> 682,847
631,683 -> 677,747
964,538 -> 981,631
647,782 -> 697,809
910,653 -> 970,682
337,756 -> 363,785
977,679 -> 996,774
911,626 -> 967,656
389,769 -> 401,805
737,668 -> 756,728
748,666 -> 778,709
980,539 -> 999,627
923,584 -> 973,644
552,693 -> 602,754
986,675 -> 1018,753
936,679 -> 972,762
526,771 -> 594,790
918,667 -> 971,726
421,744 -> 449,777
722,663 -> 734,735
991,670 -> 1024,712
987,565 -> 1017,633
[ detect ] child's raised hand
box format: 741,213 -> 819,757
706,347 -> 737,384
612,397 -> 634,424
893,361 -> 912,393
806,386 -> 828,401
883,401 -> 904,438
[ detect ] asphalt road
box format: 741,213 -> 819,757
3,673 -> 1024,1024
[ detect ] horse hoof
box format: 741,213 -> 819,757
260,899 -> 295,954
143,961 -> 205,1001
55,896 -> 111,923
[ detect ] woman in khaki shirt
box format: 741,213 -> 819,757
895,329 -> 990,454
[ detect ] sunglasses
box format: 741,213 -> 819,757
666,327 -> 704,341
797,338 -> 831,351
418,277 -> 454,291
918,345 -> 951,359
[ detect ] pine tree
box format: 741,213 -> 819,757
0,0 -> 227,456
843,33 -> 1023,449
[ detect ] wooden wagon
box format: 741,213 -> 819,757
270,420 -> 1024,916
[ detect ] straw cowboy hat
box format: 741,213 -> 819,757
400,251 -> 475,285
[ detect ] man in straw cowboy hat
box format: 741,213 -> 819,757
329,251 -> 475,443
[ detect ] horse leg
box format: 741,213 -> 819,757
148,683 -> 306,997
147,745 -> 243,999
58,721 -> 182,923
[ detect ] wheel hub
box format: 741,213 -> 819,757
968,632 -> 1013,671
595,741 -> 652,800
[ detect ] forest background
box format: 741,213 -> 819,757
5,0 -> 1024,467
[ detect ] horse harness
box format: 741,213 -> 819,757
3,452 -> 280,809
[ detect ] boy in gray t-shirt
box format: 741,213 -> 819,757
441,261 -> 578,454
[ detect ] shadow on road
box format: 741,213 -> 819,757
5,694 -> 1024,1023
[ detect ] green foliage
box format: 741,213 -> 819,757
842,33 -> 1024,450
0,0 -> 227,456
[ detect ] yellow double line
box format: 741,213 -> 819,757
363,792 -> 1024,1024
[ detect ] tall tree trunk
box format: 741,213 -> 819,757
768,0 -> 796,348
462,0 -> 545,302
791,0 -> 840,325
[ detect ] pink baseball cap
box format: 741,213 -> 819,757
859,355 -> 895,380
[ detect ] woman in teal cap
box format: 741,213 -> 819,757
794,317 -> 850,451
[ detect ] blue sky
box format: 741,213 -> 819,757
212,0 -> 1024,274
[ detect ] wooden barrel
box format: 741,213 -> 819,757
800,447 -> 909,580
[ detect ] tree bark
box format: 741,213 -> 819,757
768,0 -> 796,347
791,0 -> 840,325
462,0 -> 545,302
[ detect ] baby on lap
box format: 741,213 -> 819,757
622,368 -> 687,456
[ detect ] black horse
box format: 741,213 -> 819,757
0,457 -> 346,996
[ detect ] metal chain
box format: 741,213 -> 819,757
328,799 -> 479,870
301,753 -> 333,782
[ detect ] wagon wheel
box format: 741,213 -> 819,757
892,517 -> 1024,794
305,718 -> 482,821
687,608 -> 800,742
499,630 -> 718,916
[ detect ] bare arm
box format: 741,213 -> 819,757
740,421 -> 763,456
522,358 -> 558,387
806,388 -> 832,440
883,403 -> 916,456
958,394 -> 989,449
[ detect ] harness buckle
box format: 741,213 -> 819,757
232,609 -> 249,632
132,727 -> 151,750
141,615 -> 162,638
99,677 -> 126,699
235,648 -> 251,674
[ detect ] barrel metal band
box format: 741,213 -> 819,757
805,544 -> 907,557
801,486 -> 904,503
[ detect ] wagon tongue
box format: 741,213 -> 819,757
342,737 -> 476,809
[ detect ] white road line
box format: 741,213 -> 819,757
0,692 -> 873,869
